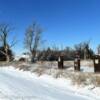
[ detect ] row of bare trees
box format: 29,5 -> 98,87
0,21 -> 43,62
0,21 -> 100,62
37,42 -> 94,61
74,41 -> 94,59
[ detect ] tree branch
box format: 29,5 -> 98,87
0,50 -> 7,56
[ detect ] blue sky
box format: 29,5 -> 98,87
0,0 -> 100,54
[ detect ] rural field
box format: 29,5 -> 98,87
0,0 -> 100,100
0,60 -> 100,100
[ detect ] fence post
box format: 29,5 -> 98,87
93,55 -> 100,73
74,52 -> 80,71
58,55 -> 64,69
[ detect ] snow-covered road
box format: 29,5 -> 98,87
0,67 -> 92,100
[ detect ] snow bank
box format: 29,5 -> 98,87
0,66 -> 99,100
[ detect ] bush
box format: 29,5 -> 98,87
19,57 -> 26,62
0,46 -> 14,61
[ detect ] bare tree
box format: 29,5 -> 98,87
74,43 -> 83,54
83,42 -> 89,59
24,21 -> 43,60
0,24 -> 17,62
83,40 -> 92,59
97,44 -> 100,54
74,40 -> 93,59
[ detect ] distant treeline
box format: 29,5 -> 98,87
36,41 -> 94,61
0,22 -> 100,62
0,39 -> 95,61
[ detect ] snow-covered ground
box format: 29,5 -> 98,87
0,66 -> 99,100
81,66 -> 94,72
66,65 -> 94,72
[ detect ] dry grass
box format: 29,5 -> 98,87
70,73 -> 93,85
94,75 -> 100,86
32,66 -> 46,76
0,60 -> 100,86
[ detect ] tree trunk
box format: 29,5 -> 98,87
6,55 -> 10,62
5,45 -> 10,62
84,49 -> 87,60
